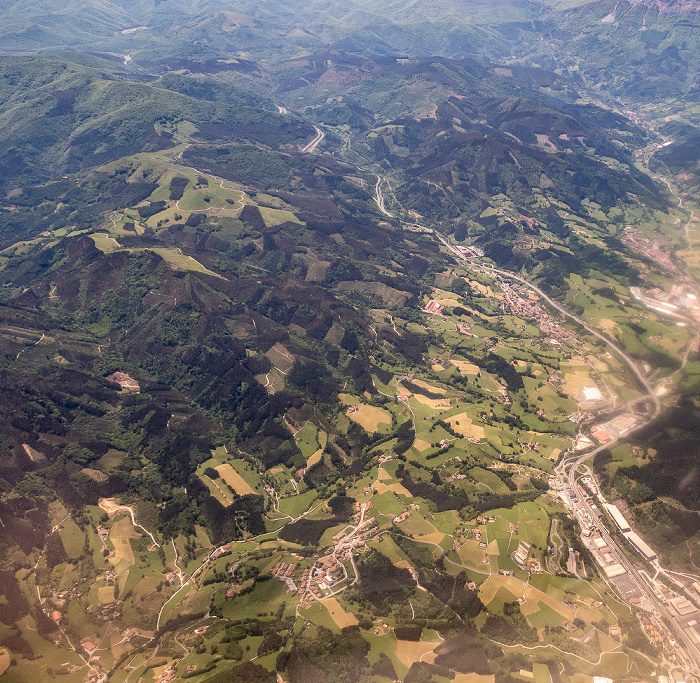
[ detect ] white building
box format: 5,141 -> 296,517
582,386 -> 603,402
622,530 -> 657,561
604,504 -> 631,533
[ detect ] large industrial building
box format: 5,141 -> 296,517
622,530 -> 657,562
604,503 -> 631,533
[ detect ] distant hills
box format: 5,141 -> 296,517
0,0 -> 698,116
0,53 -> 312,192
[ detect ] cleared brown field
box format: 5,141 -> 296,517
109,516 -> 140,565
307,448 -> 324,467
378,467 -> 392,481
387,482 -> 413,498
215,464 -> 256,495
322,598 -> 358,629
347,404 -> 392,432
99,586 -> 116,604
450,360 -> 480,375
410,379 -> 446,395
478,576 -> 507,605
400,515 -> 440,539
467,280 -> 496,297
413,394 -> 450,409
445,413 -> 485,438
0,649 -> 9,676
396,639 -> 441,668
575,603 -> 604,623
502,577 -> 526,598
520,600 -> 540,617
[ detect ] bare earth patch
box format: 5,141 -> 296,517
0,648 -> 10,676
22,444 -> 45,462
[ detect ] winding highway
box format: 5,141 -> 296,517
548,519 -> 565,574
373,175 -> 393,217
301,126 -> 325,153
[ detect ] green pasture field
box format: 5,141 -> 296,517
527,602 -> 567,628
370,492 -> 408,518
258,206 -> 304,227
373,535 -> 412,565
157,584 -> 192,626
59,516 -> 86,558
217,575 -> 289,621
90,231 -> 122,253
142,247 -> 223,277
295,422 -> 320,459
301,601 -> 341,632
470,467 -> 511,494
228,458 -> 263,491
278,490 -> 318,518
431,509 -> 461,537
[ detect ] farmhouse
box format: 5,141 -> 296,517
424,300 -> 444,315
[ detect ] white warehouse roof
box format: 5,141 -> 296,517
604,503 -> 631,533
623,530 -> 657,561
582,386 -> 603,401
